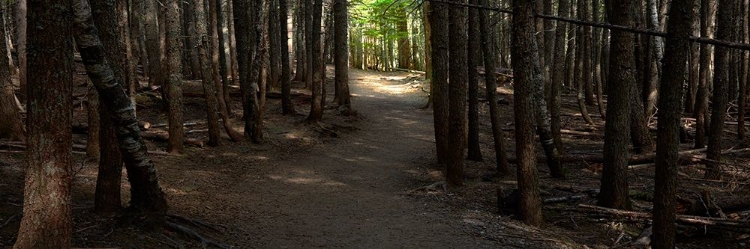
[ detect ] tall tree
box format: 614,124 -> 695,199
144,0 -> 161,88
165,0 -> 184,153
14,0 -> 26,101
446,0 -> 468,187
653,1 -> 692,248
195,0 -> 222,146
694,0 -> 717,149
467,0 -> 482,162
706,0 -> 738,179
0,3 -> 23,141
211,0 -> 243,142
280,0 -> 296,114
550,0 -> 570,152
430,0 -> 449,165
13,0 -> 73,247
479,0 -> 510,174
598,0 -> 636,210
73,0 -> 167,213
334,0 -> 352,113
293,0 -> 307,82
511,0 -> 544,226
90,0 -> 126,214
307,0 -> 324,121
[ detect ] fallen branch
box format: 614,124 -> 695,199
140,132 -> 205,147
578,204 -> 750,229
509,148 -> 707,165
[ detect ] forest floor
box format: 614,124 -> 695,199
2,67 -> 750,248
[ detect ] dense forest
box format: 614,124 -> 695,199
1,0 -> 750,248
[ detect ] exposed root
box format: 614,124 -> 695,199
407,181 -> 448,195
165,221 -> 229,249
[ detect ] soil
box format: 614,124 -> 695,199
1,67 -> 749,248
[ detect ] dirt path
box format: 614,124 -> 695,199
170,70 -> 501,248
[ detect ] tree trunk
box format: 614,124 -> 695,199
72,0 -> 167,213
13,0 -> 25,101
550,0 -> 570,153
686,0 -> 701,114
644,0 -> 664,116
89,0 -> 128,214
479,0 -> 509,175
467,0 -> 482,162
268,0 -> 281,90
694,0 -> 717,149
598,0 -> 636,210
334,0 -> 351,113
446,0 -> 468,187
194,0 -> 222,146
511,0 -> 544,227
653,1 -> 691,248
144,0 -> 161,88
86,86 -> 100,159
307,0 -> 324,122
13,0 -> 73,247
431,1 -> 449,165
211,0 -> 243,142
706,0 -> 737,180
184,3 -> 201,80
165,0 -> 184,153
582,0 -> 595,106
294,0 -> 307,82
0,4 -> 23,141
280,0 -> 295,114
117,0 -> 138,112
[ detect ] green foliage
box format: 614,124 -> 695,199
350,0 -> 411,41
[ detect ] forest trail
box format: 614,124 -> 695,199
160,69 -> 502,248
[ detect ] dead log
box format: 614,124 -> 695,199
578,204 -> 750,229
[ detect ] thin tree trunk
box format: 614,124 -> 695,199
280,0 -> 295,114
195,0 -> 222,146
144,0 -> 161,88
706,0 -> 737,180
334,0 -> 351,113
479,0 -> 509,175
0,4 -> 23,141
695,0 -> 717,149
307,0 -> 324,121
467,0 -> 482,162
13,0 -> 73,246
551,0 -> 570,152
86,86 -> 100,158
511,0 -> 543,227
686,0 -> 701,114
211,0 -> 243,141
294,0 -> 306,82
13,0 -> 25,101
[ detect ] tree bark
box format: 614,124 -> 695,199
598,0 -> 635,210
653,1 -> 691,248
479,0 -> 510,175
511,0 -> 544,227
211,0 -> 243,142
165,0 -> 184,153
467,0 -> 482,162
194,0 -> 222,146
307,0 -> 324,122
89,0 -> 127,214
706,0 -> 737,180
431,1 -> 450,165
694,0 -> 718,149
0,4 -> 23,141
13,0 -> 72,247
446,0 -> 468,187
280,0 -> 296,114
550,0 -> 570,153
13,0 -> 25,101
72,0 -> 167,213
686,0 -> 701,114
144,0 -> 161,88
334,0 -> 351,113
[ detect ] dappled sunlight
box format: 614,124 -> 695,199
267,168 -> 348,187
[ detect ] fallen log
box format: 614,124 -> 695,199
578,204 -> 750,229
